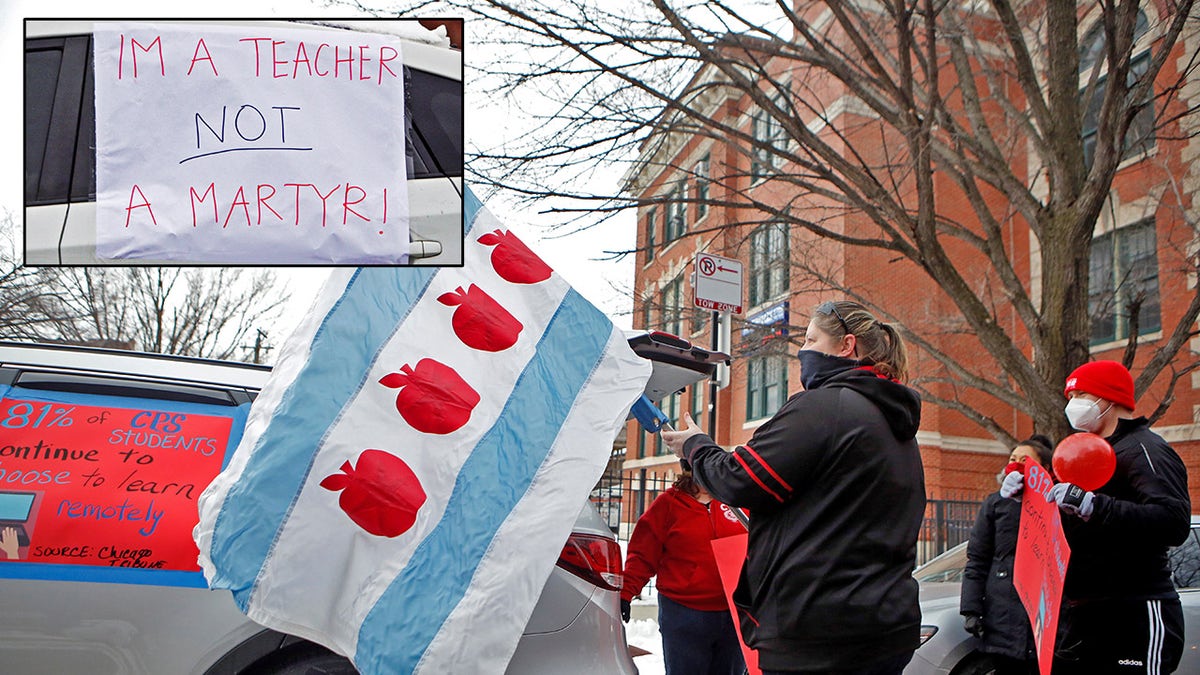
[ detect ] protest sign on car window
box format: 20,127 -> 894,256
94,21 -> 410,264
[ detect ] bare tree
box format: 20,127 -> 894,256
7,265 -> 289,363
0,213 -> 80,340
383,0 -> 1200,442
63,268 -> 288,362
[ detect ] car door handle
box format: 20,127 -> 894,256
409,239 -> 442,259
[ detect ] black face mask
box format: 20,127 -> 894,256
797,349 -> 861,390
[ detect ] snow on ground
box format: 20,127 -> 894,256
625,617 -> 664,675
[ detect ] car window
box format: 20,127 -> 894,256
24,35 -> 94,206
12,370 -> 243,407
1169,527 -> 1200,590
24,44 -> 63,200
406,67 -> 463,178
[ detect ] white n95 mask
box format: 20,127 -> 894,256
1065,398 -> 1109,433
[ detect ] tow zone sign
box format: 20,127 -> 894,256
693,253 -> 743,314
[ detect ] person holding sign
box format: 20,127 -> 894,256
620,471 -> 747,675
663,300 -> 925,675
960,435 -> 1055,674
1006,361 -> 1190,673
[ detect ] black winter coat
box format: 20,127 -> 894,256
960,492 -> 1037,661
684,363 -> 925,672
1061,417 -> 1191,602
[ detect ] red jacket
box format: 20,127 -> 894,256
622,486 -> 746,611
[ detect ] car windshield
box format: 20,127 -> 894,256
913,544 -> 967,583
1171,526 -> 1200,590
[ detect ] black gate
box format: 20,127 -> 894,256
592,473 -> 983,567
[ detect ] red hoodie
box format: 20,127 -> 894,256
622,486 -> 747,611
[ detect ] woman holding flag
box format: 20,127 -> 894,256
663,300 -> 925,675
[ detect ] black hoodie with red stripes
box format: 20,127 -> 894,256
684,360 -> 926,672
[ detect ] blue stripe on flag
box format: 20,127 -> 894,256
208,267 -> 435,607
209,190 -> 487,606
464,186 -> 482,232
354,289 -> 612,673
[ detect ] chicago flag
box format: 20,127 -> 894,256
194,187 -> 650,673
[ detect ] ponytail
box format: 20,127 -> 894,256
813,301 -> 910,382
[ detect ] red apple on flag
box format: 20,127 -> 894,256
379,358 -> 481,434
319,449 -> 427,538
437,284 -> 524,352
477,229 -> 553,284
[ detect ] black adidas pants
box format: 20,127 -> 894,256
1053,597 -> 1184,674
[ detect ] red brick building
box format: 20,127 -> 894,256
619,3 -> 1200,530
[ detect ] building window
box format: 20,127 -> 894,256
749,223 -> 789,307
665,183 -> 686,241
642,297 -> 654,331
751,94 -> 787,182
746,353 -> 788,421
662,277 -> 683,336
655,391 -> 680,455
691,305 -> 706,334
1089,218 -> 1160,345
695,155 -> 709,221
1080,12 -> 1153,167
690,383 -> 705,429
644,206 -> 657,262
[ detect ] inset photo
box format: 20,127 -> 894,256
25,18 -> 464,266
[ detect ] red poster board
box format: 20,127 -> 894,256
1012,462 -> 1071,675
0,397 -> 233,580
711,533 -> 761,675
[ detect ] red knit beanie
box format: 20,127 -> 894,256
1063,360 -> 1136,410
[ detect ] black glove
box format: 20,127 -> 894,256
963,613 -> 984,638
620,599 -> 631,623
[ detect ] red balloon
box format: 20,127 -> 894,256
1053,433 -> 1116,491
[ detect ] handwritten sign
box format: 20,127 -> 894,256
1013,463 -> 1071,675
0,394 -> 241,586
94,21 -> 410,263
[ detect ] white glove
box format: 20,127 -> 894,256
999,470 -> 1024,500
1046,482 -> 1095,520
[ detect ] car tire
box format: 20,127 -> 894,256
240,642 -> 358,675
952,652 -> 1004,675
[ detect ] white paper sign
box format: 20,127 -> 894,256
94,22 -> 410,264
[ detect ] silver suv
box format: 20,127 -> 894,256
0,335 -> 724,673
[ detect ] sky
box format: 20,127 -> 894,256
5,0 -> 637,347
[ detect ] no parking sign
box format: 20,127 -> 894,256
694,253 -> 743,314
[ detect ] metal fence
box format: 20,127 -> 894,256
591,472 -> 983,567
917,495 -> 983,565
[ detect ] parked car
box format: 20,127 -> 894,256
0,334 -> 724,673
24,19 -> 463,265
907,516 -> 1200,674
